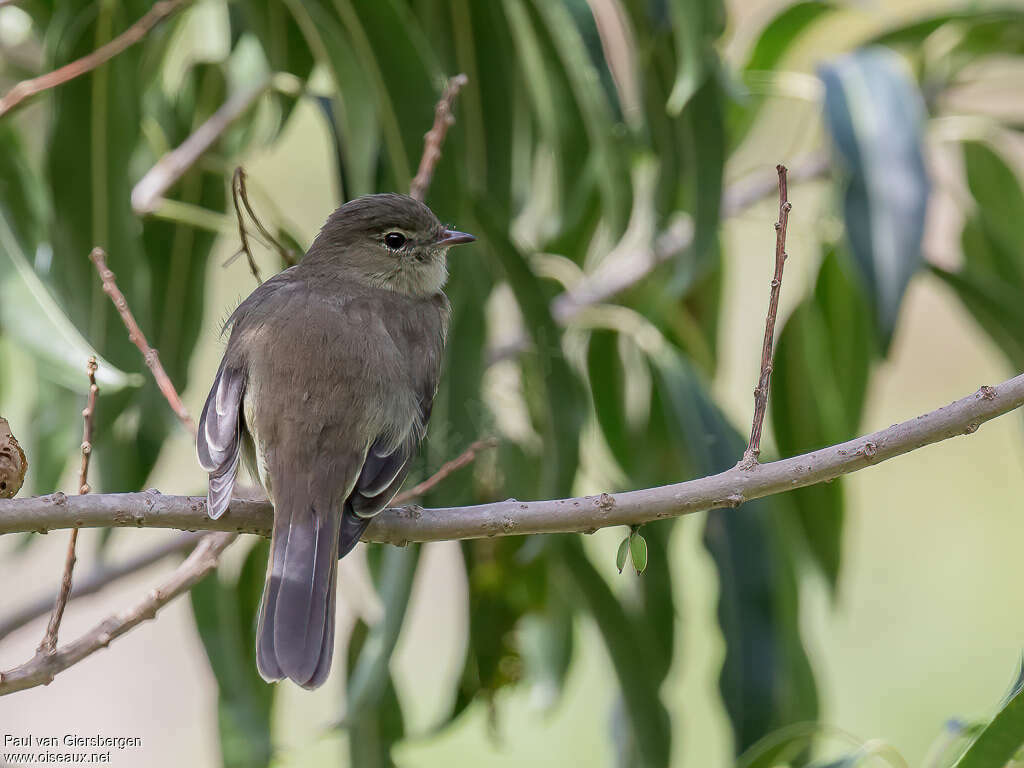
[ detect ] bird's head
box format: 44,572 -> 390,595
305,193 -> 474,296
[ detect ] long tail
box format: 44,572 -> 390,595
257,493 -> 341,689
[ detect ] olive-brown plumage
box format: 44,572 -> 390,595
197,194 -> 473,688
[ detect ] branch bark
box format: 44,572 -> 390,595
2,376 -> 1020,543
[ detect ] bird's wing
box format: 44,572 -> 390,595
196,356 -> 246,520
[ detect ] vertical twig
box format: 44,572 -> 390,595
409,74 -> 468,201
88,248 -> 197,435
739,164 -> 791,470
37,357 -> 98,655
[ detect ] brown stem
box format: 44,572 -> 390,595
37,357 -> 98,655
392,437 -> 497,505
739,164 -> 791,469
88,248 -> 196,435
0,0 -> 189,119
0,532 -> 235,696
0,533 -> 200,643
409,74 -> 468,202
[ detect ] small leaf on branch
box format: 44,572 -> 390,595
616,536 -> 630,574
629,531 -> 648,575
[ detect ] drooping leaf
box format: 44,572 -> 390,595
952,668 -> 1024,768
191,541 -> 274,768
666,0 -> 726,115
771,247 -> 874,591
731,1 -> 837,146
819,48 -> 930,349
961,140 -> 1024,287
470,199 -> 584,497
652,352 -> 819,754
931,266 -> 1024,370
343,545 -> 420,725
561,536 -> 672,768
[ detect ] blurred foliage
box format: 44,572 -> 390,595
1,0 -> 1023,766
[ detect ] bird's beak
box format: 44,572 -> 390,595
436,229 -> 476,247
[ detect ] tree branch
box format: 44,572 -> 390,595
2,376 -> 1021,542
0,0 -> 189,119
0,532 -> 235,696
89,248 -> 196,435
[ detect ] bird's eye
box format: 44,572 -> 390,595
383,232 -> 407,249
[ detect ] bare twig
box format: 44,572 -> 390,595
88,248 -> 196,435
0,417 -> 27,499
409,74 -> 468,202
131,80 -> 270,215
36,359 -> 99,654
0,532 -> 235,696
226,167 -> 298,284
392,437 -> 497,505
0,533 -> 200,643
740,164 -> 791,469
3,375 -> 1022,543
229,169 -> 263,284
0,0 -> 189,119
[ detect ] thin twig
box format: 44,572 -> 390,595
131,80 -> 270,215
0,0 -> 189,119
739,164 -> 791,469
35,358 -> 98,655
0,533 -> 200,643
88,248 -> 196,435
2,376 -> 1022,542
393,437 -> 497,505
409,74 -> 468,202
229,169 -> 263,284
0,532 -> 235,696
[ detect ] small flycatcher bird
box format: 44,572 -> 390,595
196,193 -> 474,688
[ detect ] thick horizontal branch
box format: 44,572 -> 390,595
2,375 -> 1022,543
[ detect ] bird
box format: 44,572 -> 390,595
196,193 -> 474,688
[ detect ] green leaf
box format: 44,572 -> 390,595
952,672 -> 1024,768
819,48 -> 930,349
629,531 -> 648,575
731,1 -> 836,145
518,593 -> 575,710
961,141 -> 1024,287
344,545 -> 420,725
469,199 -> 584,497
667,0 -> 725,115
191,541 -> 274,768
346,620 -> 407,768
561,537 -> 672,768
0,211 -> 142,394
931,265 -> 1024,370
616,536 -> 630,573
588,329 -> 635,476
649,352 -> 819,753
771,247 -> 874,590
